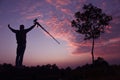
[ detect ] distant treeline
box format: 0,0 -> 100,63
0,57 -> 120,80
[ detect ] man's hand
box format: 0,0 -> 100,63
33,19 -> 39,27
8,24 -> 10,27
33,19 -> 37,25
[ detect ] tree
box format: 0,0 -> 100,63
71,4 -> 112,64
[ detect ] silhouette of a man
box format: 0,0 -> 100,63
8,23 -> 36,67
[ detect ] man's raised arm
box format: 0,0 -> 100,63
25,23 -> 36,32
8,24 -> 17,33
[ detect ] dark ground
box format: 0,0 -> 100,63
0,57 -> 120,80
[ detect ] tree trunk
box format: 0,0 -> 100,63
91,37 -> 95,64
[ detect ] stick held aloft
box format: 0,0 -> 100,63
34,19 -> 60,44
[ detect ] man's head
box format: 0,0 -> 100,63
20,25 -> 24,30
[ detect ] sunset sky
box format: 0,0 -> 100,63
0,0 -> 120,68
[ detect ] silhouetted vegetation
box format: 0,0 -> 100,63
0,57 -> 120,80
71,4 -> 112,64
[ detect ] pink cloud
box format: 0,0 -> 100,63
25,13 -> 43,19
56,0 -> 71,6
102,38 -> 120,46
112,16 -> 120,24
10,1 -> 43,20
104,25 -> 112,33
46,0 -> 71,6
40,17 -> 72,40
46,0 -> 73,15
95,40 -> 120,56
60,8 -> 73,16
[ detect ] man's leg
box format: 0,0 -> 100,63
19,45 -> 26,66
16,45 -> 21,67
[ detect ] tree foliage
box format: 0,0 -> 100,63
71,4 -> 112,40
